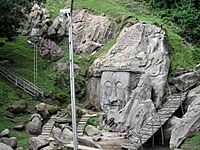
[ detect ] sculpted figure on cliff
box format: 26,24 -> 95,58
88,22 -> 170,132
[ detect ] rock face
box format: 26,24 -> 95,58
88,22 -> 170,132
38,38 -> 64,62
29,2 -> 51,37
0,129 -> 10,137
170,86 -> 200,149
73,10 -> 115,55
172,69 -> 200,91
27,114 -> 43,135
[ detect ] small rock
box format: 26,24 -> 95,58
85,125 -> 102,136
14,125 -> 25,131
0,142 -> 13,150
0,137 -> 17,149
0,129 -> 10,137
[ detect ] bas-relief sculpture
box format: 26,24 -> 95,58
101,72 -> 131,111
88,22 -> 170,132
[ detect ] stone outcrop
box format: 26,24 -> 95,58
29,3 -> 114,56
28,2 -> 51,37
172,69 -> 200,91
88,22 -> 170,132
0,137 -> 17,149
38,38 -> 64,62
73,10 -> 115,55
170,86 -> 200,149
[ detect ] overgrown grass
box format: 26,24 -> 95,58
182,131 -> 200,150
0,36 -> 55,93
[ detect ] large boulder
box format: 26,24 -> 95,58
0,142 -> 13,150
170,91 -> 200,149
52,126 -> 73,144
27,114 -> 43,135
6,100 -> 29,114
88,22 -> 170,133
0,137 -> 17,149
36,103 -> 50,120
38,38 -> 64,62
85,125 -> 102,137
73,10 -> 115,55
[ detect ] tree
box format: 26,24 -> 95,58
0,0 -> 34,41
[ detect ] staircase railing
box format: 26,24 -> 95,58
0,65 -> 44,97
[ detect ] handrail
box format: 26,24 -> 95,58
0,65 -> 44,97
126,90 -> 188,148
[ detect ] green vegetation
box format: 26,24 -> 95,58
182,132 -> 200,150
0,0 -> 34,40
0,0 -> 200,149
87,116 -> 99,127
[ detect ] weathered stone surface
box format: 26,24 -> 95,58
86,77 -> 101,111
0,137 -> 17,149
163,116 -> 181,143
7,100 -> 29,114
27,114 -> 43,135
73,10 -> 115,55
170,92 -> 200,149
88,22 -> 170,132
0,142 -> 13,150
52,126 -> 73,144
78,136 -> 102,149
172,69 -> 200,91
36,103 -> 50,120
0,129 -> 10,137
184,85 -> 200,110
38,38 -> 64,62
53,63 -> 69,72
29,2 -> 51,37
85,125 -> 102,137
29,137 -> 49,150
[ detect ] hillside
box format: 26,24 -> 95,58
0,0 -> 200,149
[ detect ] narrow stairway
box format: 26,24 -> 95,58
121,92 -> 188,150
39,109 -> 67,139
0,65 -> 44,97
77,114 -> 98,136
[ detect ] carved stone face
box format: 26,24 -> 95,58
101,72 -> 130,111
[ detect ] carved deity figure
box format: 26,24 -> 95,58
100,72 -> 131,111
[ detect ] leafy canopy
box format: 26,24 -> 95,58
0,0 -> 34,40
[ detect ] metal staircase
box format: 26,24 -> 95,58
121,91 -> 188,150
0,65 -> 44,97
